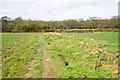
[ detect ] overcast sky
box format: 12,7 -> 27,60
0,0 -> 119,21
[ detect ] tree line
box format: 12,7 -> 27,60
1,16 -> 119,32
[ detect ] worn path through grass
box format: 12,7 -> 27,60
24,34 -> 55,78
41,34 -> 55,78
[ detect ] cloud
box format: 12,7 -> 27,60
119,1 -> 120,15
0,0 -> 119,20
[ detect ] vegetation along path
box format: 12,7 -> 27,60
24,35 -> 41,78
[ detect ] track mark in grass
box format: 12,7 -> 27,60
24,36 -> 41,78
43,50 -> 54,78
41,35 -> 55,78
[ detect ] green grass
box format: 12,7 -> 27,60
63,32 -> 118,42
43,32 -> 118,78
2,33 -> 43,78
2,32 -> 118,78
29,36 -> 43,78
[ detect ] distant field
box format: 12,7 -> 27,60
2,32 -> 118,78
63,32 -> 118,42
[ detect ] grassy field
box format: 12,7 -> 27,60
2,33 -> 43,78
2,32 -> 118,78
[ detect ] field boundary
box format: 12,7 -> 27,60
1,29 -> 119,33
